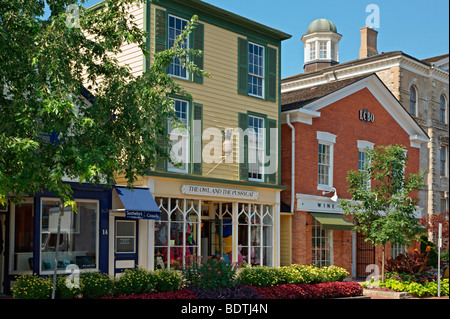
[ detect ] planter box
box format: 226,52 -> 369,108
363,288 -> 412,299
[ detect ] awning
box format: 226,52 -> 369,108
310,212 -> 354,231
114,186 -> 160,220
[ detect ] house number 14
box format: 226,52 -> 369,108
359,109 -> 375,123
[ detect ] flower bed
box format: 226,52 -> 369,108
11,262 -> 362,299
362,277 -> 449,298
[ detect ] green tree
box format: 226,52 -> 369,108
339,145 -> 425,282
1,0 -> 206,298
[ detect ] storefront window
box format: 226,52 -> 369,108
312,218 -> 332,267
10,202 -> 34,273
238,203 -> 273,266
155,197 -> 200,269
40,199 -> 98,273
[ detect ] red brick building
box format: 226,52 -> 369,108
280,73 -> 429,278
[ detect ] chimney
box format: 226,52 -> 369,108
359,26 -> 378,58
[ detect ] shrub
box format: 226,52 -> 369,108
12,274 -> 52,299
55,274 -> 82,299
237,264 -> 349,286
113,267 -> 156,296
364,278 -> 449,297
385,249 -> 431,275
80,272 -> 114,299
320,265 -> 349,282
154,269 -> 181,292
237,266 -> 279,287
182,256 -> 237,290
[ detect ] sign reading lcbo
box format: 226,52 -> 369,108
359,109 -> 375,123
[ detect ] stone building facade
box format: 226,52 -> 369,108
282,20 -> 449,221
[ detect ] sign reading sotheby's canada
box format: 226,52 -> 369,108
126,210 -> 160,220
181,184 -> 259,200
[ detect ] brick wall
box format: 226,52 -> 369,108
281,87 -> 422,274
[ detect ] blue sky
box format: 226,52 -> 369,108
79,0 -> 449,78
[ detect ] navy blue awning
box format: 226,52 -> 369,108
114,186 -> 160,220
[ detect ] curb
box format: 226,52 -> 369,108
363,288 -> 411,299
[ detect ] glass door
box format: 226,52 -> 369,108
114,218 -> 138,275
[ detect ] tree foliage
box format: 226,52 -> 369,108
0,0 -> 207,204
340,145 -> 425,247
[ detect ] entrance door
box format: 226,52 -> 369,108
200,202 -> 233,263
356,232 -> 375,278
114,218 -> 138,275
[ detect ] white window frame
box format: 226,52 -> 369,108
317,131 -> 336,191
115,220 -> 137,254
312,218 -> 333,267
39,198 -> 99,274
319,41 -> 327,59
357,140 -> 374,189
309,42 -> 316,61
168,14 -> 189,80
409,85 -> 418,116
8,199 -> 34,274
168,98 -> 190,174
248,115 -> 265,182
248,42 -> 265,99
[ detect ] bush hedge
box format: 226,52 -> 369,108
12,264 -> 356,299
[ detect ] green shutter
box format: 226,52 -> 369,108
238,112 -> 248,180
154,9 -> 167,54
238,38 -> 248,96
191,22 -> 204,84
155,125 -> 168,171
265,119 -> 277,184
265,46 -> 277,102
191,102 -> 203,175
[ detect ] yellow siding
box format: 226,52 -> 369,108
280,214 -> 292,266
150,5 -> 280,182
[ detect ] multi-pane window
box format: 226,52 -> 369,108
331,43 -> 337,60
440,95 -> 447,123
248,42 -> 264,98
168,99 -> 189,173
318,143 -> 331,186
309,42 -> 316,61
319,41 -> 327,59
441,146 -> 448,177
410,86 -> 417,116
248,115 -> 265,181
154,198 -> 200,269
312,219 -> 332,267
238,203 -> 274,266
358,150 -> 370,188
391,243 -> 407,258
168,15 -> 188,79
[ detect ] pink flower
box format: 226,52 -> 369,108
217,271 -> 221,275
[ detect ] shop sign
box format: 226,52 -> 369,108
296,194 -> 344,213
359,108 -> 375,123
181,184 -> 259,200
125,210 -> 160,220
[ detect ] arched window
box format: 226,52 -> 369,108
410,86 -> 418,116
440,94 -> 448,123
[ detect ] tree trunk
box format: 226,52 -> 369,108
51,200 -> 64,299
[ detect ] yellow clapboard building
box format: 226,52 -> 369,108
98,0 -> 291,274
